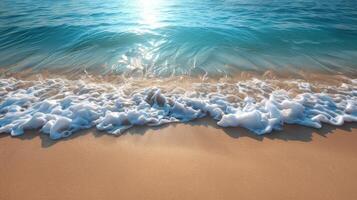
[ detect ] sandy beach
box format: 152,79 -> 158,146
1,119 -> 356,200
1,1 -> 357,200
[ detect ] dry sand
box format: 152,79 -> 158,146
1,120 -> 357,200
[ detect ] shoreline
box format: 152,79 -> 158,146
2,68 -> 356,84
1,120 -> 357,200
1,72 -> 356,139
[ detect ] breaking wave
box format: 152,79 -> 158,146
0,74 -> 356,139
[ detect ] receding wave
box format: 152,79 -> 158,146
0,74 -> 356,139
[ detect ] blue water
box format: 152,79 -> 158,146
1,0 -> 357,139
1,0 -> 357,76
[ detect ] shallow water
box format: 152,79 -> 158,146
1,1 -> 357,138
1,0 -> 357,76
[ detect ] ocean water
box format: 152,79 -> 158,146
1,0 -> 357,76
0,0 -> 357,139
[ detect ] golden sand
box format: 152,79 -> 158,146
0,120 -> 357,200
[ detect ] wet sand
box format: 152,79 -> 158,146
1,120 -> 357,200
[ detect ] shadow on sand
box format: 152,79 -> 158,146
1,118 -> 356,148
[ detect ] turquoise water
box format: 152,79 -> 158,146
1,0 -> 357,139
1,0 -> 357,76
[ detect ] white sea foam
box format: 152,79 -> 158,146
0,77 -> 356,139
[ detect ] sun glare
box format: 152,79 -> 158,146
137,0 -> 163,28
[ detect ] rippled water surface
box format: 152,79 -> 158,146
1,0 -> 357,76
1,0 -> 357,139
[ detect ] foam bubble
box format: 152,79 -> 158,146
0,77 -> 356,139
